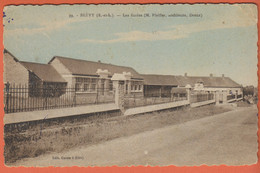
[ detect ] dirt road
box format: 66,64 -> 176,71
12,106 -> 258,167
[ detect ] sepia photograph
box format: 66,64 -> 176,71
2,4 -> 258,167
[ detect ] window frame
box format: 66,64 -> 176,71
131,80 -> 143,92
75,77 -> 98,93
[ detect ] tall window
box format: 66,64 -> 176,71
109,80 -> 113,91
90,78 -> 97,91
75,78 -> 83,92
100,79 -> 105,95
83,78 -> 90,91
131,81 -> 143,91
84,83 -> 89,91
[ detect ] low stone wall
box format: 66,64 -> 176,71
124,100 -> 190,116
236,98 -> 243,101
227,98 -> 237,103
4,103 -> 119,125
4,109 -> 121,133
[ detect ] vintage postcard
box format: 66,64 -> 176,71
2,4 -> 258,167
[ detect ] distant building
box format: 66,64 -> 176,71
141,74 -> 179,97
175,73 -> 243,95
141,73 -> 242,98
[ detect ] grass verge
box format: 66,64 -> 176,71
4,104 -> 232,164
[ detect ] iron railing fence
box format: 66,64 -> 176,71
237,94 -> 242,99
190,93 -> 214,103
124,94 -> 188,109
4,83 -> 115,114
227,94 -> 236,100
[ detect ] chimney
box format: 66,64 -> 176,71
184,73 -> 187,77
98,60 -> 101,63
222,74 -> 225,78
210,73 -> 213,77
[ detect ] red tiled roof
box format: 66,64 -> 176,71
49,56 -> 143,79
20,61 -> 66,83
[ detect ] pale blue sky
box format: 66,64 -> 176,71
3,4 -> 258,86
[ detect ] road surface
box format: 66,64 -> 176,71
12,106 -> 258,167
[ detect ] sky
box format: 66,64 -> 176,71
3,4 -> 258,86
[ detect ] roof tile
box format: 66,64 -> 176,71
143,74 -> 241,88
20,62 -> 66,83
50,56 -> 143,79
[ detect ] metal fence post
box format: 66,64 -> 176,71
215,91 -> 220,105
44,95 -> 47,110
133,93 -> 136,107
5,82 -> 10,113
96,88 -> 99,104
74,88 -> 77,106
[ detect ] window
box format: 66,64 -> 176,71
75,77 -> 97,92
90,83 -> 96,91
109,81 -> 113,91
91,78 -> 97,83
75,83 -> 81,92
131,81 -> 143,91
99,79 -> 105,95
84,84 -> 89,91
84,78 -> 90,83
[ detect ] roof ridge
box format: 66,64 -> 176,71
4,49 -> 20,62
20,61 -> 49,66
53,55 -> 136,70
21,60 -> 66,83
141,73 -> 177,77
185,76 -> 229,79
141,74 -> 232,78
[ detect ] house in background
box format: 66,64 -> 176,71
141,74 -> 179,97
48,56 -> 144,100
175,73 -> 243,96
141,73 -> 242,100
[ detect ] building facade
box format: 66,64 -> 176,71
3,49 -> 29,85
48,56 -> 144,100
175,74 -> 243,98
141,74 -> 179,97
